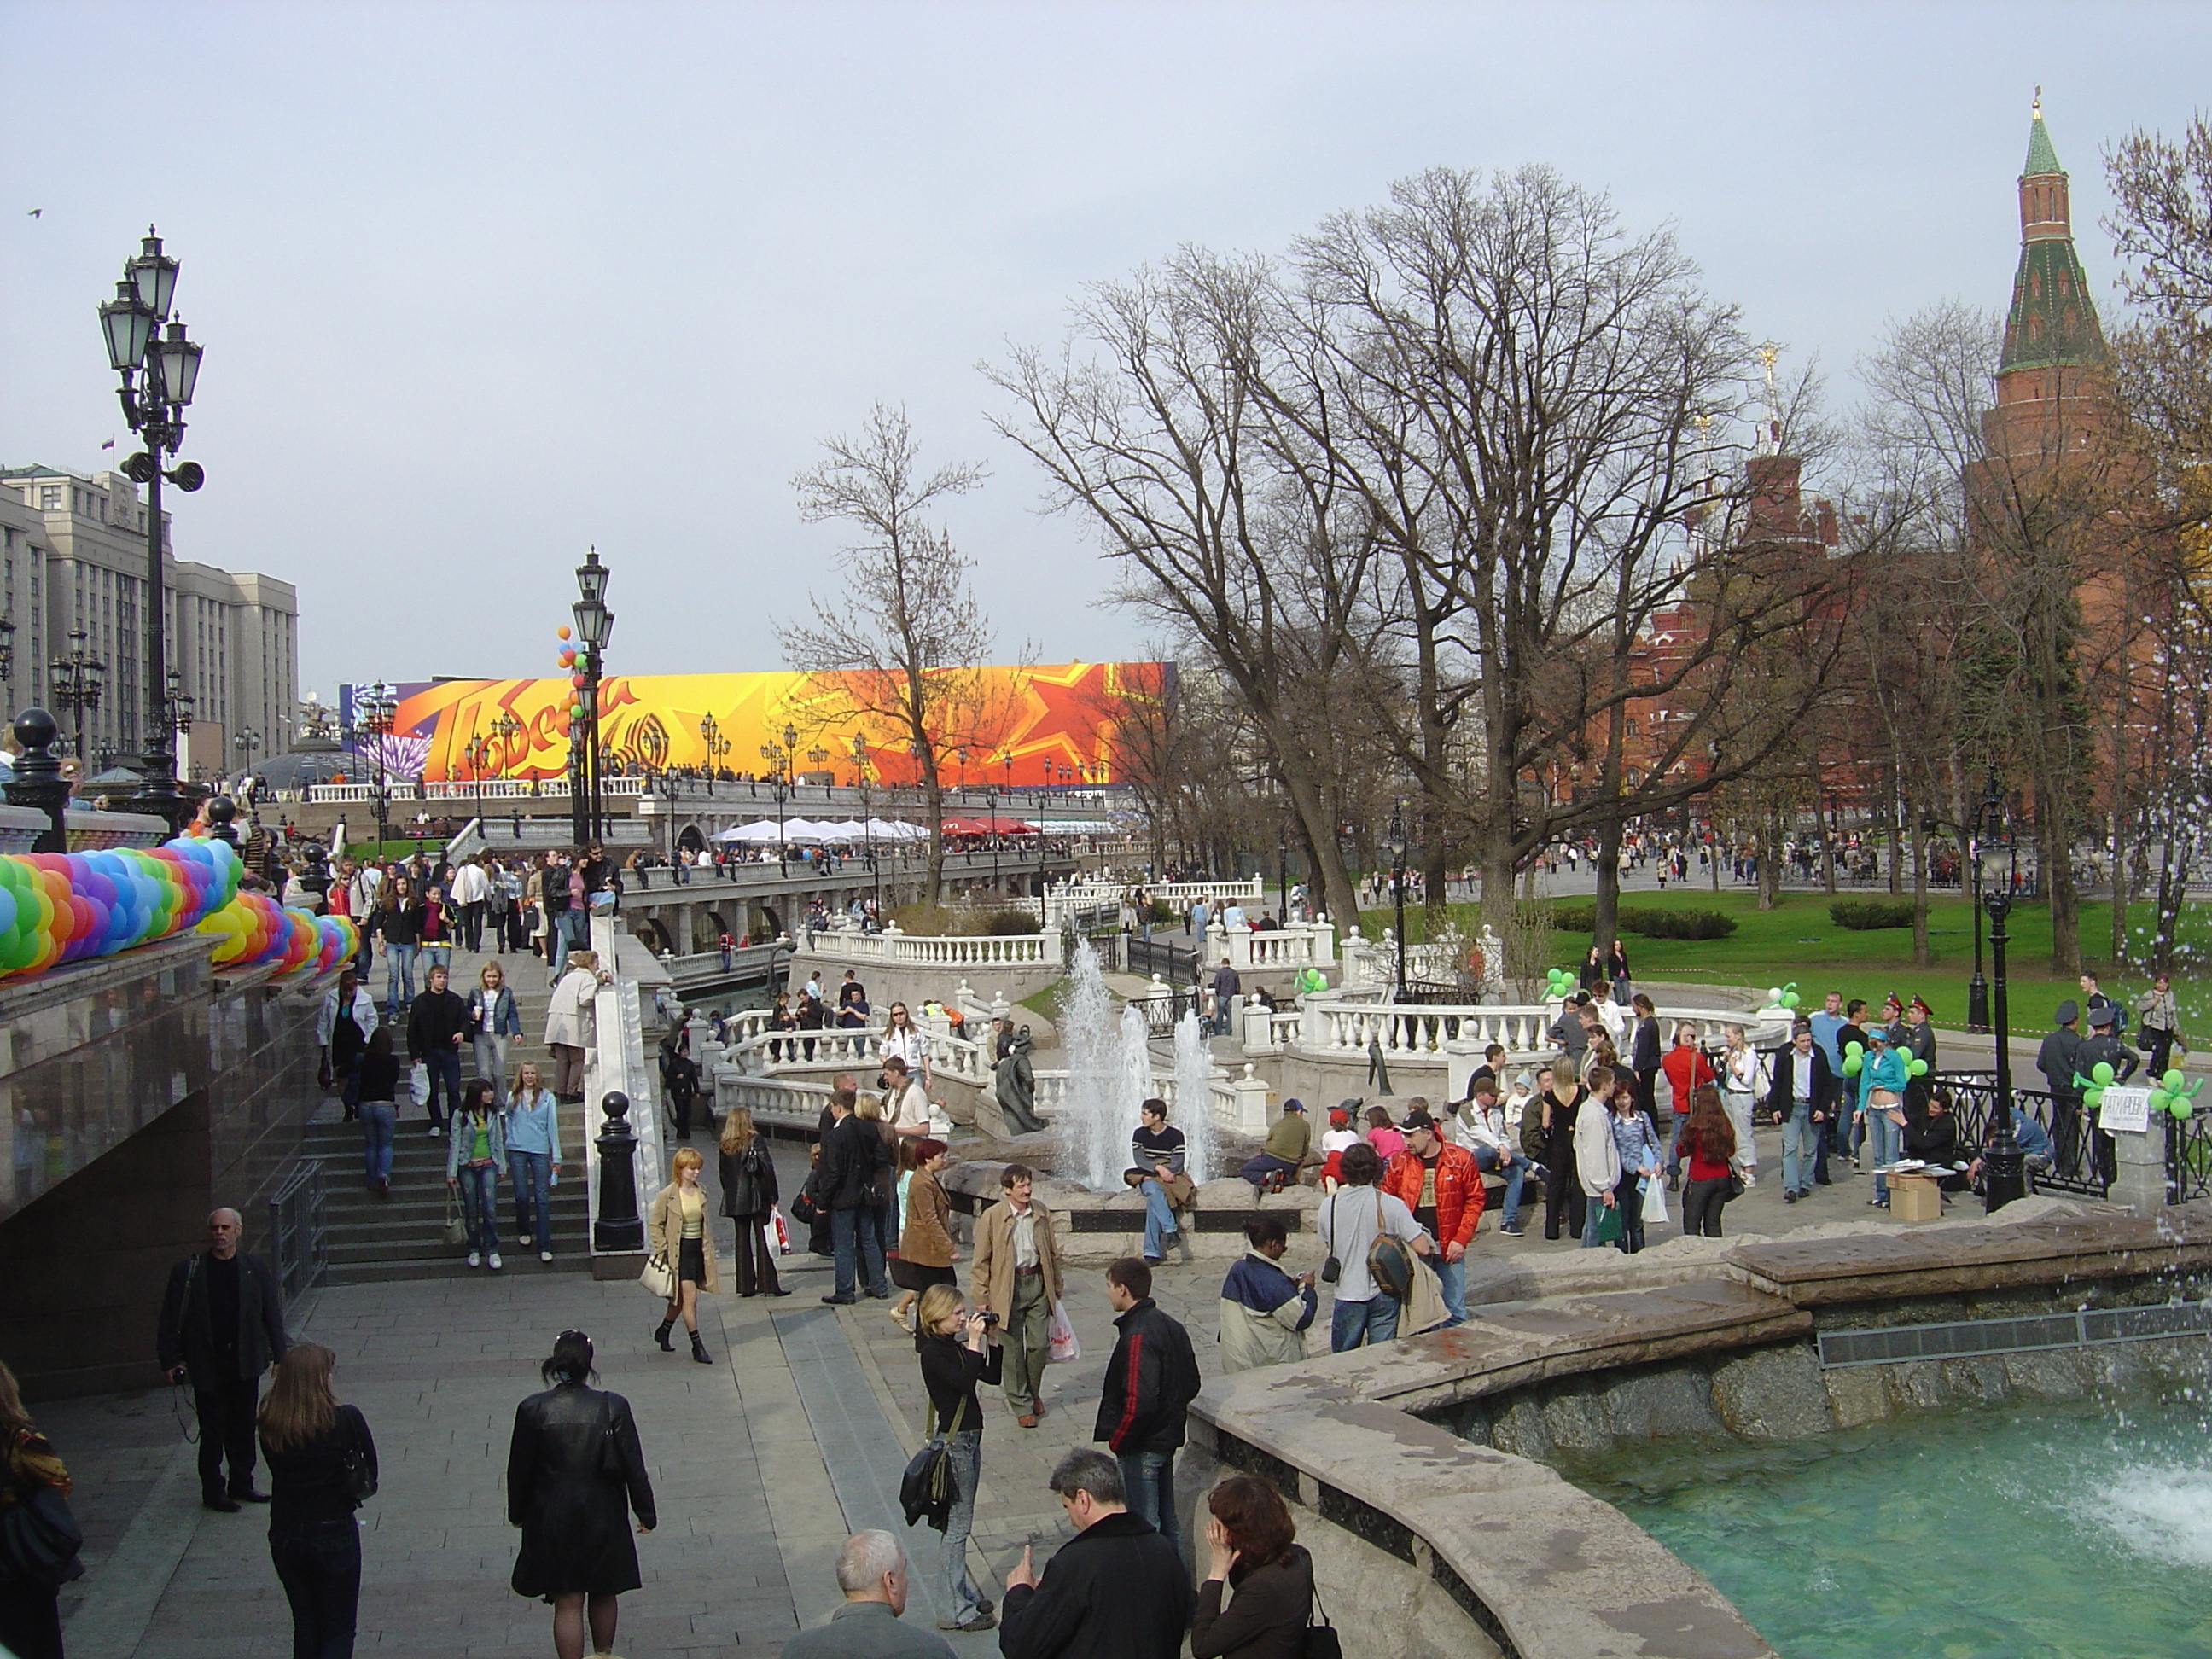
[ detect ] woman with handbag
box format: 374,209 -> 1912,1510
717,1108 -> 790,1299
890,1138 -> 957,1331
646,1147 -> 719,1362
915,1284 -> 1001,1634
259,1342 -> 378,1659
1193,1475 -> 1317,1659
1679,1086 -> 1741,1238
0,1359 -> 80,1659
446,1079 -> 507,1270
507,1330 -> 655,1659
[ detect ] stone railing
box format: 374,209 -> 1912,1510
1143,876 -> 1264,907
719,1022 -> 996,1091
806,923 -> 1066,969
1296,996 -> 1788,1062
1207,920 -> 1336,972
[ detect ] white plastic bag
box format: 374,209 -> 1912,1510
764,1206 -> 791,1257
1642,1173 -> 1668,1227
409,1062 -> 430,1106
1046,1298 -> 1080,1363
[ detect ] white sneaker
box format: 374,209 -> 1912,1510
428,1126 -> 443,1138
488,1253 -> 504,1271
467,1251 -> 481,1268
539,1249 -> 553,1263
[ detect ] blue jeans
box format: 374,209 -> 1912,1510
456,1163 -> 499,1254
269,1517 -> 361,1659
508,1150 -> 552,1249
1118,1449 -> 1180,1551
1665,1112 -> 1690,1175
421,1048 -> 463,1127
358,1103 -> 395,1186
422,942 -> 451,974
1781,1103 -> 1820,1193
1428,1254 -> 1467,1325
1239,1153 -> 1298,1190
552,911 -> 587,976
382,942 -> 417,1013
939,1429 -> 986,1625
1138,1178 -> 1178,1257
1472,1145 -> 1528,1227
831,1205 -> 888,1299
1866,1108 -> 1904,1199
1329,1295 -> 1399,1352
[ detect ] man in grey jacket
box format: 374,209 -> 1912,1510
783,1532 -> 954,1659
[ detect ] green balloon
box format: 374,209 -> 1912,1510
2093,1062 -> 2116,1086
1908,1057 -> 1929,1076
2165,1068 -> 2186,1092
2174,1099 -> 2194,1121
2085,1086 -> 2105,1109
1842,1054 -> 1862,1075
1844,1041 -> 1864,1058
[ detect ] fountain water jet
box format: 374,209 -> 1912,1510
1056,939 -> 1155,1190
1173,1012 -> 1217,1185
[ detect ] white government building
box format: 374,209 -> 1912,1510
0,463 -> 298,777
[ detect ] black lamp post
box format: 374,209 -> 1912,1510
97,228 -> 205,829
166,668 -> 195,780
758,723 -> 795,872
568,547 -> 614,847
234,726 -> 261,774
1278,824 -> 1289,922
1976,782 -> 2026,1212
354,680 -> 398,853
1388,798 -> 1409,998
698,713 -> 730,778
49,627 -> 105,771
1966,800 -> 1992,1032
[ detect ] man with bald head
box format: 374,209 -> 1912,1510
782,1530 -> 953,1658
158,1208 -> 291,1511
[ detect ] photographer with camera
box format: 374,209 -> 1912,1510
914,1286 -> 1003,1633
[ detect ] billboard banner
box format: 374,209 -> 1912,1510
339,661 -> 1165,784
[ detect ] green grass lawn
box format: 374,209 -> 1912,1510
1360,888 -> 2212,1045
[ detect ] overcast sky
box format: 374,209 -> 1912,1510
3,1 -> 2205,701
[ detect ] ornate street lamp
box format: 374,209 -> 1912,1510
698,713 -> 730,777
98,228 -> 205,827
353,680 -> 399,852
234,727 -> 261,778
759,723 -> 797,871
48,627 -> 105,770
569,547 -> 614,847
851,731 -> 881,913
1966,793 -> 1993,1033
166,668 -> 195,780
1388,799 -> 1409,998
1976,780 -> 2025,1213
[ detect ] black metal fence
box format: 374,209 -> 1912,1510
1935,1072 -> 2111,1197
265,1158 -> 328,1309
1126,934 -> 1198,984
2168,1110 -> 2212,1205
1127,988 -> 1198,1039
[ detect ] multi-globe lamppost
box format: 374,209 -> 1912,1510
96,228 -> 205,827
568,549 -> 614,848
758,723 -> 797,872
1976,780 -> 2026,1213
352,680 -> 399,850
48,627 -> 104,771
850,732 -> 882,913
1387,799 -> 1410,997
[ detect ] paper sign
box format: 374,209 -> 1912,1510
2099,1086 -> 2151,1135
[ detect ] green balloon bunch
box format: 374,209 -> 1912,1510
2149,1067 -> 2203,1121
1842,1040 -> 1864,1076
2075,1062 -> 2119,1112
1545,967 -> 1575,999
1765,981 -> 1803,1010
1906,1057 -> 1929,1077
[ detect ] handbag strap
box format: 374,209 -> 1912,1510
1308,1568 -> 1333,1629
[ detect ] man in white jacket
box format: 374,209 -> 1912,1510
1452,1080 -> 1534,1237
448,856 -> 492,952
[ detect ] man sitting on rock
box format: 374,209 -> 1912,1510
1237,1099 -> 1309,1194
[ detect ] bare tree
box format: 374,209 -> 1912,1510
780,404 -> 1012,901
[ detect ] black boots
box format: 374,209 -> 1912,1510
690,1330 -> 712,1365
654,1319 -> 674,1352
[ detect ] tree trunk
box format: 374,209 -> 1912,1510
1758,811 -> 1782,911
1592,813 -> 1624,957
2039,771 -> 2081,975
2110,793 -> 2128,970
1911,807 -> 1933,968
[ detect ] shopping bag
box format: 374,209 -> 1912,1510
443,1190 -> 468,1247
1594,1202 -> 1625,1244
1642,1174 -> 1668,1227
764,1206 -> 792,1257
409,1062 -> 431,1106
1046,1298 -> 1080,1363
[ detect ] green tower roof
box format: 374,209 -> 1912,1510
2023,102 -> 2063,177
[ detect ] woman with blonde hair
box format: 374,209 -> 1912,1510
913,1284 -> 1001,1633
504,1060 -> 562,1264
468,959 -> 523,1091
717,1107 -> 788,1298
544,949 -> 603,1103
648,1146 -> 719,1362
0,1359 -> 79,1659
258,1342 -> 378,1659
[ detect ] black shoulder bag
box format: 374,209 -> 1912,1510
0,1438 -> 85,1588
1304,1574 -> 1342,1659
341,1409 -> 377,1504
1318,1193 -> 1341,1284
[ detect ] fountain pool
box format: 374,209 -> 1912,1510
1573,1397 -> 2212,1658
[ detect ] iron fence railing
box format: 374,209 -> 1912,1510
265,1157 -> 328,1309
2168,1109 -> 2212,1205
1127,987 -> 1198,1039
1126,935 -> 1199,984
1936,1072 -> 2111,1197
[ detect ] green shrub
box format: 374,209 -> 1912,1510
1830,899 -> 1916,931
1151,899 -> 1179,923
1626,908 -> 1737,940
980,907 -> 1045,936
1551,904 -> 1596,932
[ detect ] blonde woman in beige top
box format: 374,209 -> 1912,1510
647,1147 -> 719,1365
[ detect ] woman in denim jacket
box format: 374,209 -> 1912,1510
468,962 -> 524,1089
504,1061 -> 563,1264
445,1078 -> 507,1269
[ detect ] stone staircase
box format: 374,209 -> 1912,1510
311,946 -> 593,1284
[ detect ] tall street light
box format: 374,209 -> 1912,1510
1966,791 -> 1993,1032
234,727 -> 261,781
851,732 -> 881,914
569,547 -> 614,847
698,713 -> 730,778
49,627 -> 105,772
166,667 -> 195,781
1976,780 -> 2025,1213
354,680 -> 398,853
97,228 -> 205,827
759,722 -> 796,871
1388,799 -> 1409,998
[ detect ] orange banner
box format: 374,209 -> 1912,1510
357,662 -> 1165,784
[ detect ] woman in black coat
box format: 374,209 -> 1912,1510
506,1331 -> 656,1659
717,1107 -> 789,1297
1194,1475 -> 1315,1659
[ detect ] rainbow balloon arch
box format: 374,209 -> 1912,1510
0,837 -> 357,983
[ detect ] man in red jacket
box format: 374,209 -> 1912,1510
1661,1024 -> 1717,1190
1381,1109 -> 1482,1327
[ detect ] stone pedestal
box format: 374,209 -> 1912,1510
2109,1125 -> 2167,1212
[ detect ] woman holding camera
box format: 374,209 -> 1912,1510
914,1284 -> 1002,1634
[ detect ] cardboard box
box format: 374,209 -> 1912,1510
1889,1172 -> 1941,1222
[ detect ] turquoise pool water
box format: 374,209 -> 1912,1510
1575,1399 -> 2212,1659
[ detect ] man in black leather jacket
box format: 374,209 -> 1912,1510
157,1208 -> 290,1511
816,1086 -> 889,1304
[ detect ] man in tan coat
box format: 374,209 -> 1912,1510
969,1162 -> 1062,1428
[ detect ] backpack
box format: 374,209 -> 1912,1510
1368,1227 -> 1416,1303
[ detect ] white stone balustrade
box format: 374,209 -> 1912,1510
1297,995 -> 1787,1061
809,924 -> 1066,969
1143,877 -> 1265,907
1208,920 -> 1336,972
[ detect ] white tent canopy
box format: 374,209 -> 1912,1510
713,821 -> 785,844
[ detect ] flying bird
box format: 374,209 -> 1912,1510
26,208 -> 40,218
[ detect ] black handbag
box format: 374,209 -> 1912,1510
341,1410 -> 377,1503
1303,1578 -> 1342,1658
899,1398 -> 968,1533
597,1395 -> 628,1481
0,1478 -> 85,1588
1318,1194 -> 1341,1284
